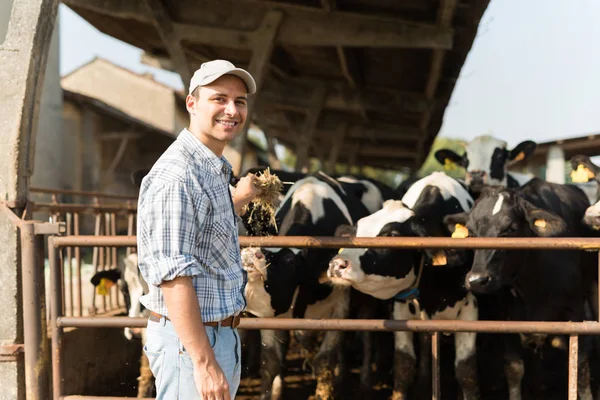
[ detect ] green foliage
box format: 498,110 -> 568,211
417,137 -> 468,179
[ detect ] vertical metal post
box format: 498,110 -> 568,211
65,212 -> 73,316
49,237 -> 64,400
110,212 -> 119,308
74,212 -> 82,316
432,331 -> 440,400
127,211 -> 135,256
568,334 -> 578,400
90,212 -> 101,315
104,212 -> 113,309
20,223 -> 49,399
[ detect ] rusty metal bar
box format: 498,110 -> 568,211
110,213 -> 119,308
32,202 -> 136,214
74,213 -> 82,316
20,223 -> 49,399
30,186 -> 137,201
568,335 -> 578,400
431,332 -> 440,400
104,213 -> 113,309
0,344 -> 24,362
66,213 -> 74,316
49,237 -> 64,400
126,211 -> 135,256
56,316 -> 600,334
50,235 -> 600,250
90,214 -> 102,315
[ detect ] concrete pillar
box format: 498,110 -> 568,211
0,1 -> 59,399
545,145 -> 565,184
31,10 -> 63,191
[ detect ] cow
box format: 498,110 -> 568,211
434,135 -> 537,196
327,171 -> 479,400
443,178 -> 595,400
570,154 -> 600,228
241,173 -> 372,400
90,253 -> 154,397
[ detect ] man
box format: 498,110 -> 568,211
137,60 -> 262,399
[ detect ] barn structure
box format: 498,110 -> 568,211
1,0 -> 491,397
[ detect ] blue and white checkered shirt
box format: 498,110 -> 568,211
136,128 -> 246,322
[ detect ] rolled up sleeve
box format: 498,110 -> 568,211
137,180 -> 206,287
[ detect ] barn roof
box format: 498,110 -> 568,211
63,0 -> 490,173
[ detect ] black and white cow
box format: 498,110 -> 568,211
241,173 -> 371,400
444,178 -> 594,400
327,171 -> 479,400
570,154 -> 600,228
435,135 -> 537,196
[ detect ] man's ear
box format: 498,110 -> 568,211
434,149 -> 468,169
509,141 -> 537,163
517,196 -> 568,237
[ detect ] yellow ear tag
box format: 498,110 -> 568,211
444,158 -> 457,171
338,248 -> 345,254
432,252 -> 447,266
513,152 -> 526,162
534,219 -> 546,229
452,224 -> 469,239
96,278 -> 114,296
570,164 -> 594,183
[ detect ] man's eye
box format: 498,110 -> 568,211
236,101 -> 247,106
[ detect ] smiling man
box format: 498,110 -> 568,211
136,60 -> 262,400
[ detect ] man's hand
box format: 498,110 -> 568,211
232,174 -> 262,215
194,358 -> 231,400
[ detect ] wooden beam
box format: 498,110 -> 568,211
420,0 -> 458,132
143,0 -> 192,85
229,11 -> 283,175
295,86 -> 327,171
65,0 -> 453,49
325,122 -> 347,174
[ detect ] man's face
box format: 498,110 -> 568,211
187,74 -> 248,144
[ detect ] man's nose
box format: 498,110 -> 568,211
224,101 -> 238,116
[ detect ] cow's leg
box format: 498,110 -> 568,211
504,336 -> 524,400
454,293 -> 479,400
391,300 -> 416,400
260,329 -> 290,400
578,336 -> 593,400
313,287 -> 350,400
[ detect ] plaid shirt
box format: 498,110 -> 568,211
136,128 -> 246,322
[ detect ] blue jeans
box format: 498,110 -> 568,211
144,316 -> 241,399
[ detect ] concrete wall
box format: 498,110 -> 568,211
31,11 -> 65,190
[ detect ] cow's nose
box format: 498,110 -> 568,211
465,272 -> 491,291
329,257 -> 349,271
469,170 -> 486,181
255,251 -> 264,259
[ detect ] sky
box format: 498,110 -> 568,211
59,0 -> 600,150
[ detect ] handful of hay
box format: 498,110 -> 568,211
242,168 -> 285,234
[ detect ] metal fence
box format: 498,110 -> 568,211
38,234 -> 600,400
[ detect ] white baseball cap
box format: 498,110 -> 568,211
188,60 -> 256,95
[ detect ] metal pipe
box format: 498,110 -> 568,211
51,235 -> 600,250
74,213 -> 82,317
56,316 -> 600,334
127,211 -> 135,256
90,214 -> 102,315
104,213 -> 113,310
49,238 -> 64,399
30,186 -> 137,201
110,213 -> 119,308
33,202 -> 136,214
66,213 -> 73,316
20,223 -> 48,400
431,332 -> 440,400
568,335 -> 578,400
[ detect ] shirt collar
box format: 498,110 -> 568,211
178,128 -> 232,176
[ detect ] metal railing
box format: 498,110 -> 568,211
44,235 -> 600,400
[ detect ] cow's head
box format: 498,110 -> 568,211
327,201 -> 423,299
445,187 -> 567,294
435,136 -> 536,194
241,247 -> 302,317
570,155 -> 600,230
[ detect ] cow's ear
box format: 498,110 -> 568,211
509,141 -> 536,163
518,197 -> 567,237
444,212 -> 470,236
434,149 -> 467,169
335,224 -> 357,238
570,155 -> 600,183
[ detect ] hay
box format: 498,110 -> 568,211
243,168 -> 285,234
